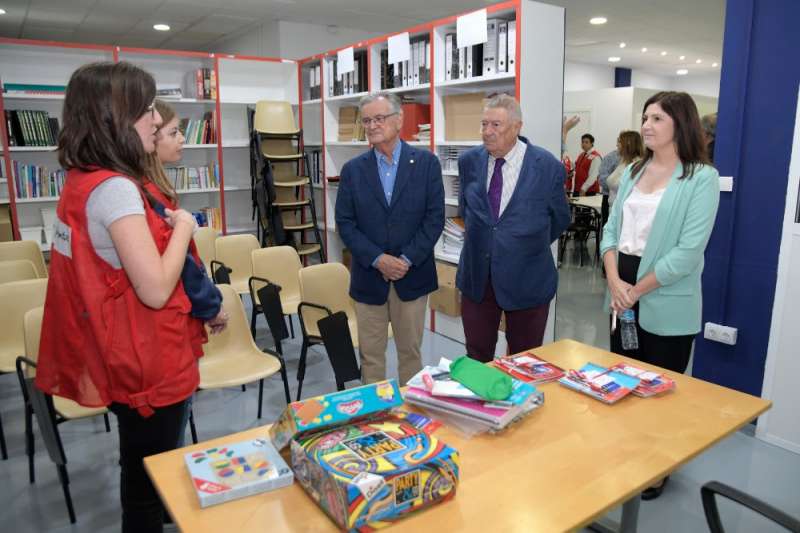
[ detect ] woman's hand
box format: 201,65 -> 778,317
206,309 -> 229,335
164,208 -> 197,231
608,276 -> 634,313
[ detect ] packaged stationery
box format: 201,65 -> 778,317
184,436 -> 293,508
491,352 -> 565,384
558,362 -> 640,404
609,362 -> 676,397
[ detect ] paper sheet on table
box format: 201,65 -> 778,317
337,46 -> 354,77
457,9 -> 488,48
388,32 -> 411,65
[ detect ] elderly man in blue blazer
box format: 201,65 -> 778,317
457,94 -> 571,362
336,92 -> 444,384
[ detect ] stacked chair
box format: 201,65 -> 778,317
252,100 -> 325,263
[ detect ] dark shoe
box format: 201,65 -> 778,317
641,476 -> 669,501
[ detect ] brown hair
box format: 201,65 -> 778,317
617,130 -> 644,164
144,99 -> 179,204
630,91 -> 709,180
58,61 -> 155,181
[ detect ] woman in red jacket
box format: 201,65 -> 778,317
36,61 -> 203,533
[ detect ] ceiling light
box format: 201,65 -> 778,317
679,55 -> 686,60
619,42 -> 626,48
676,69 -> 689,76
153,23 -> 171,31
695,59 -> 702,64
641,47 -> 648,53
0,9 -> 6,15
589,17 -> 607,25
660,51 -> 667,56
608,57 -> 621,63
712,62 -> 719,67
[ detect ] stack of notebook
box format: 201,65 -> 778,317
404,358 -> 544,431
608,363 -> 676,397
491,352 -> 565,385
558,362 -> 641,404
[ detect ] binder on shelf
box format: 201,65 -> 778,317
508,20 -> 517,71
498,21 -> 508,72
445,34 -> 455,80
471,44 -> 484,78
425,41 -> 431,83
484,18 -> 499,75
458,46 -> 466,79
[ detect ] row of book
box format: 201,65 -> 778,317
179,112 -> 217,145
192,207 -> 222,230
441,217 -> 464,258
3,83 -> 66,96
304,148 -> 322,185
404,356 -> 548,432
11,163 -> 65,199
4,110 -> 60,147
337,106 -> 366,142
166,163 -> 220,190
379,38 -> 431,90
444,18 -> 516,81
311,50 -> 369,99
182,68 -> 217,100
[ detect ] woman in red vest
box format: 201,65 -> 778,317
36,62 -> 202,533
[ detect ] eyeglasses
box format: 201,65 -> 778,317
360,112 -> 397,127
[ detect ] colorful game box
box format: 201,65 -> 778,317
270,380 -> 404,451
291,413 -> 459,531
184,436 -> 293,508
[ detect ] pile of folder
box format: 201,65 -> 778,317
441,217 -> 464,257
404,358 -> 544,432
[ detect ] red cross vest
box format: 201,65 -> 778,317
574,149 -> 601,194
35,169 -> 200,417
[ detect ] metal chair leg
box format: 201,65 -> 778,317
296,340 -> 308,401
257,379 -> 264,419
189,408 -> 198,444
26,403 -> 35,483
103,413 -> 110,432
250,305 -> 259,340
287,315 -> 295,339
0,413 -> 6,460
57,464 -> 76,524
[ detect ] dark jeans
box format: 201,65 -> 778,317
461,278 -> 549,363
601,194 -> 609,226
609,252 -> 694,373
109,399 -> 188,533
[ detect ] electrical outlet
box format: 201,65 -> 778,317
704,322 -> 738,345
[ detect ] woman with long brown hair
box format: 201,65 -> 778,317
36,62 -> 206,532
606,130 -> 644,206
600,91 -> 719,499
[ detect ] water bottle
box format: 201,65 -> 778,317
620,309 -> 639,350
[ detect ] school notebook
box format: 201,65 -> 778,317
558,362 -> 640,404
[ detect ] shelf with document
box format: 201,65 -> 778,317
371,30 -> 432,92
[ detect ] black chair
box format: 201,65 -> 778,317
318,311 -> 362,391
256,282 -> 292,402
559,204 -> 601,267
15,356 -> 77,524
701,481 -> 800,532
295,301 -> 329,400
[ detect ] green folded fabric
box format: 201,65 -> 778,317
449,356 -> 512,401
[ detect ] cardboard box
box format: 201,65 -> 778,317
429,261 -> 460,316
444,93 -> 486,141
270,380 -> 404,451
291,412 -> 459,531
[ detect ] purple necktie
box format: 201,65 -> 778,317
488,157 -> 505,220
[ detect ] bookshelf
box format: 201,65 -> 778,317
0,40 -> 301,244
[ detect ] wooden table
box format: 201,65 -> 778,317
145,339 -> 770,533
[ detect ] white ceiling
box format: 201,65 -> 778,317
0,0 -> 725,77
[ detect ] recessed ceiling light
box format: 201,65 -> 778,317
660,51 -> 667,56
712,62 -> 719,67
153,23 -> 171,31
608,57 -> 621,63
695,59 -> 702,64
679,55 -> 686,60
641,47 -> 648,53
590,17 -> 607,25
619,42 -> 626,48
676,69 -> 689,76
0,8 -> 6,15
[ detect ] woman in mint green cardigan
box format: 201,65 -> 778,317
600,91 -> 719,499
601,92 -> 719,369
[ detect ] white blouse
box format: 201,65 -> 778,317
618,186 -> 666,257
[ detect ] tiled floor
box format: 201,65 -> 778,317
1,247 -> 798,532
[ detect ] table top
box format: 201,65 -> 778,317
570,195 -> 603,210
145,339 -> 770,533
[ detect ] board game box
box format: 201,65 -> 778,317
184,436 -> 293,508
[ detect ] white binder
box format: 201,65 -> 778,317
498,21 -> 508,73
508,21 -> 516,71
484,18 -> 499,75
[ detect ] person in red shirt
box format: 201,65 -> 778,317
573,133 -> 603,196
35,62 -> 222,533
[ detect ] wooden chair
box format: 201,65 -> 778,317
0,278 -> 48,461
190,284 -> 290,442
0,240 -> 47,278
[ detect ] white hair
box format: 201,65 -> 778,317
484,93 -> 522,123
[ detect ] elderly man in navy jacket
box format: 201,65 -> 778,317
336,92 -> 444,384
457,94 -> 570,362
